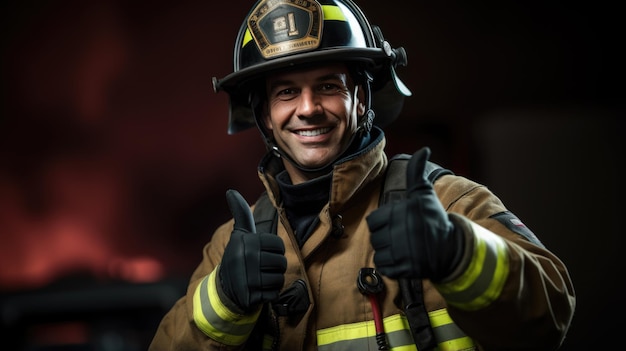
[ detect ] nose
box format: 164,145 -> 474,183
296,88 -> 323,118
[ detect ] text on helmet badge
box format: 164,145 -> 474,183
247,0 -> 323,59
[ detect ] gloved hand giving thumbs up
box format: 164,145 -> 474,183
220,189 -> 287,312
367,147 -> 465,282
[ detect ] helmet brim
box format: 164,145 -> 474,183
214,47 -> 388,94
215,47 -> 409,134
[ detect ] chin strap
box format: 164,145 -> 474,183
359,109 -> 374,138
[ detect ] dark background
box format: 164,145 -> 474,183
1,1 -> 623,349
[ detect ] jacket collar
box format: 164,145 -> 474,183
257,127 -> 388,213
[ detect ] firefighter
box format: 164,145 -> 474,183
149,0 -> 575,350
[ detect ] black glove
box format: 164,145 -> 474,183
220,189 -> 287,312
367,147 -> 464,282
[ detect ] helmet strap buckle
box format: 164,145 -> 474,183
359,109 -> 375,137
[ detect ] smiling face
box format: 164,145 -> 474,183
263,63 -> 366,184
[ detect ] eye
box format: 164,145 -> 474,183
318,83 -> 344,94
274,87 -> 298,100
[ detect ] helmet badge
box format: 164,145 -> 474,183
247,0 -> 323,59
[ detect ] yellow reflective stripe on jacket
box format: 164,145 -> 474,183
430,309 -> 477,351
437,222 -> 510,311
317,310 -> 475,351
192,268 -> 261,346
262,334 -> 274,351
241,5 -> 346,47
317,314 -> 415,351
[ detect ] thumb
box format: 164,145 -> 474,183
406,146 -> 432,194
226,189 -> 256,233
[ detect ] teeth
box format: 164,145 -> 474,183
297,128 -> 330,137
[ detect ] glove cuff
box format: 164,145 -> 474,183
217,265 -> 259,315
438,213 -> 474,283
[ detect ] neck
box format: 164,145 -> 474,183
283,161 -> 330,185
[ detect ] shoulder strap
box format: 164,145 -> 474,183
382,153 -> 454,204
253,154 -> 454,231
252,191 -> 277,234
250,154 -> 452,351
383,153 -> 453,351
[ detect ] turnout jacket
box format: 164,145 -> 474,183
149,133 -> 575,351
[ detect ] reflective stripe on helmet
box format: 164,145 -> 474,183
436,222 -> 510,311
317,311 -> 475,351
192,268 -> 261,345
322,4 -> 347,21
241,4 -> 348,49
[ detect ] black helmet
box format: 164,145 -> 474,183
212,0 -> 411,134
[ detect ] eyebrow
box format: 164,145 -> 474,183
268,72 -> 347,91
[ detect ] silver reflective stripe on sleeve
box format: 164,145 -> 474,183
437,221 -> 510,311
192,268 -> 261,345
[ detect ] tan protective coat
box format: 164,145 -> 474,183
149,137 -> 575,351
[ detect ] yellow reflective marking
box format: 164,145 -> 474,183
322,5 -> 346,21
428,309 -> 477,350
392,345 -> 417,351
438,337 -> 477,351
317,314 -> 408,345
242,28 -> 253,48
262,334 -> 274,351
316,310 -> 479,350
241,5 -> 345,48
207,268 -> 260,324
429,308 -> 453,328
317,320 -> 375,345
192,275 -> 212,334
438,223 -> 510,310
192,268 -> 260,345
439,236 -> 488,294
466,235 -> 509,309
